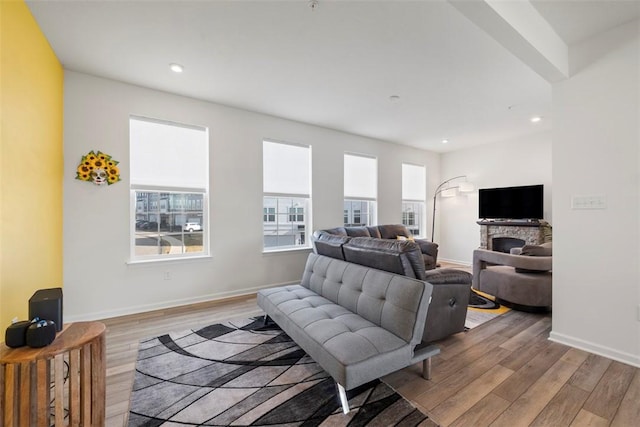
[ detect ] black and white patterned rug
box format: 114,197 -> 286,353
128,317 -> 431,426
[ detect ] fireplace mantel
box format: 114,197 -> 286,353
478,220 -> 551,250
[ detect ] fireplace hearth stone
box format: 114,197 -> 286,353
478,220 -> 551,250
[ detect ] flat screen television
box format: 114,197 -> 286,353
479,184 -> 543,220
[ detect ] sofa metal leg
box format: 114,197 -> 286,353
422,357 -> 432,380
336,383 -> 350,414
262,315 -> 271,326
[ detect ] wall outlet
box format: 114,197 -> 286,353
163,271 -> 172,281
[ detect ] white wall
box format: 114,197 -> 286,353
63,71 -> 440,321
550,21 -> 640,367
438,132 -> 552,264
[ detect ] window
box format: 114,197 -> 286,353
263,207 -> 275,222
402,163 -> 426,237
263,140 -> 311,250
344,153 -> 377,226
130,117 -> 209,260
288,207 -> 304,222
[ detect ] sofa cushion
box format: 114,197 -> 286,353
320,227 -> 348,236
342,237 -> 426,280
300,253 -> 430,344
258,284 -> 421,388
377,224 -> 412,239
313,233 -> 351,260
344,227 -> 373,237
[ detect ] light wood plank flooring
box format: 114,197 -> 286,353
101,295 -> 639,427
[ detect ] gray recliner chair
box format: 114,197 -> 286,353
472,243 -> 552,311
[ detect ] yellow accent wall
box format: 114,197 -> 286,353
0,0 -> 63,329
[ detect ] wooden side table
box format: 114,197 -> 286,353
0,322 -> 106,427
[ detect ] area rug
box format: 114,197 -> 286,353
465,290 -> 511,329
128,317 -> 431,426
468,289 -> 499,309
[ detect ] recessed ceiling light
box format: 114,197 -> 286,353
442,139 -> 449,144
169,63 -> 184,73
389,95 -> 400,102
530,116 -> 542,123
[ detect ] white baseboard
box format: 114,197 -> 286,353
438,257 -> 471,267
549,331 -> 640,368
64,281 -> 296,323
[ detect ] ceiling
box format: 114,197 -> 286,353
27,1 -> 640,153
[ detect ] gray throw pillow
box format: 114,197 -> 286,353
516,242 -> 551,273
520,242 -> 552,257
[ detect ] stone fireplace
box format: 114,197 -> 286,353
478,220 -> 551,251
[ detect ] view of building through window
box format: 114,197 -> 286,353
344,153 -> 377,227
402,163 -> 426,237
130,117 -> 209,260
263,140 -> 311,250
344,200 -> 374,227
134,192 -> 204,255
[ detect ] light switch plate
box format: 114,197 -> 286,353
571,195 -> 606,210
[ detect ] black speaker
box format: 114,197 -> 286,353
29,287 -> 63,332
4,320 -> 31,348
26,319 -> 56,348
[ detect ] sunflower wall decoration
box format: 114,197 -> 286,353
76,150 -> 121,186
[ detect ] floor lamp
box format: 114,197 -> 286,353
431,175 -> 474,242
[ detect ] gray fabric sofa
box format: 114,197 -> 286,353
314,233 -> 471,343
473,242 -> 552,311
257,253 -> 440,413
314,224 -> 439,270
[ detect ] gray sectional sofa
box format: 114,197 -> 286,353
257,234 -> 472,413
314,224 -> 439,270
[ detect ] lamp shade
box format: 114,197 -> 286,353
458,182 -> 474,192
441,188 -> 457,197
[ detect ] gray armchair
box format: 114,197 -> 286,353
472,243 -> 552,311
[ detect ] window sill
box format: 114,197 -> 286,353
126,254 -> 212,265
262,246 -> 313,255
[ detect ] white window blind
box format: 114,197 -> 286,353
344,153 -> 377,200
130,117 -> 208,191
402,163 -> 426,201
263,140 -> 311,196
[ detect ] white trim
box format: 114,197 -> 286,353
344,151 -> 377,160
263,246 -> 313,255
438,257 -> 472,267
263,138 -> 310,150
549,331 -> 640,368
264,192 -> 311,198
344,197 -> 377,202
131,185 -> 207,193
126,254 -> 212,265
63,281 -> 299,323
131,114 -> 207,131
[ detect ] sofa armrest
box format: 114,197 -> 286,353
474,249 -> 551,269
472,249 -> 552,289
415,239 -> 439,259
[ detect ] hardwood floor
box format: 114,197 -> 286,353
101,296 -> 640,427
